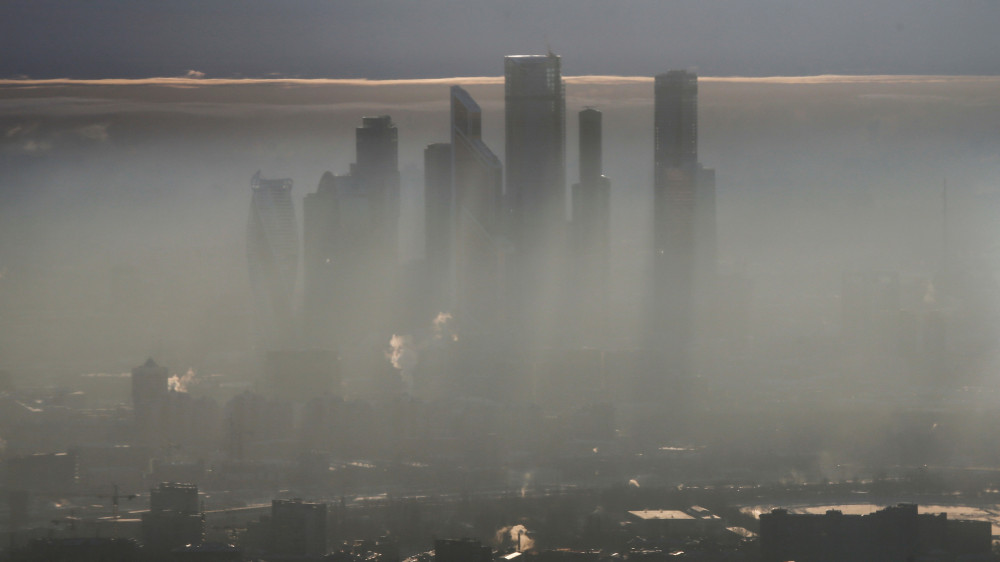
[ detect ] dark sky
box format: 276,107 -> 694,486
4,0 -> 1000,79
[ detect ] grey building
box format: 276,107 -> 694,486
504,53 -> 568,347
504,53 -> 566,251
247,171 -> 298,349
570,108 -> 611,345
452,85 -> 505,331
651,71 -> 716,372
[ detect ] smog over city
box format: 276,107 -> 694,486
2,2 -> 1000,560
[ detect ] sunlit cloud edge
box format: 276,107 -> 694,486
2,75 -> 999,88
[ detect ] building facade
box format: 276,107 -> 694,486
452,85 -> 505,331
651,71 -> 716,374
570,108 -> 611,345
247,171 -> 299,349
504,53 -> 568,347
504,53 -> 566,251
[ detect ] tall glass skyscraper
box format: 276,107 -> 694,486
571,108 -> 612,345
504,53 -> 568,348
652,71 -> 716,372
452,85 -> 504,329
247,171 -> 299,348
504,53 -> 566,249
301,116 -> 402,350
354,115 -> 400,264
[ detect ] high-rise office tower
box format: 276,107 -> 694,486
572,108 -> 611,259
655,71 -> 698,169
302,171 -> 339,346
131,357 -> 168,413
424,142 -> 453,311
355,115 -> 400,264
248,171 -> 299,348
141,482 -> 204,554
652,71 -> 716,371
571,108 -> 612,344
301,117 -> 401,354
131,357 -> 167,441
504,53 -> 566,248
505,53 -> 567,346
452,86 -> 505,330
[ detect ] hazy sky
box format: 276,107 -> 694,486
2,75 -> 1000,372
3,0 -> 1000,79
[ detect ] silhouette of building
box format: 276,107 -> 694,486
248,171 -> 298,348
302,116 -> 401,351
651,70 -> 716,374
570,108 -> 611,344
131,357 -> 167,415
424,142 -> 453,312
504,53 -> 566,246
451,85 -> 505,331
302,171 -> 340,349
269,499 -> 328,558
759,504 -> 990,562
434,538 -> 492,562
504,53 -> 567,346
141,482 -> 204,554
131,357 -> 168,442
355,115 -> 401,265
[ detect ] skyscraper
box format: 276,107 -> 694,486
302,171 -> 339,346
131,357 -> 168,441
504,53 -> 567,346
652,71 -> 716,371
141,482 -> 204,554
571,108 -> 612,344
354,115 -> 400,264
301,117 -> 401,352
654,71 -> 698,170
572,108 -> 611,259
451,85 -> 505,330
247,171 -> 298,348
504,53 -> 566,248
424,142 -> 453,311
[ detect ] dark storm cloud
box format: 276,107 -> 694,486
3,1 -> 1000,79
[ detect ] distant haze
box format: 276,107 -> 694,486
1,75 -> 999,381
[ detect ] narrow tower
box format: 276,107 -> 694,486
571,108 -> 611,344
651,70 -> 716,378
247,171 -> 298,348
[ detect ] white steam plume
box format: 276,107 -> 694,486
495,524 -> 534,552
167,368 -> 195,393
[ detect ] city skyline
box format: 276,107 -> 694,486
2,38 -> 1000,559
3,72 -> 999,371
3,1 -> 1000,557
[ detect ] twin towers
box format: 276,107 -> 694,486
249,54 -> 715,377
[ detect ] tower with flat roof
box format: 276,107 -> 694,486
504,53 -> 566,249
504,53 -> 568,347
452,85 -> 505,330
571,108 -> 612,344
247,171 -> 298,348
651,70 -> 716,378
